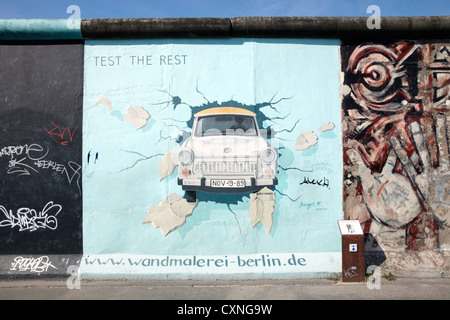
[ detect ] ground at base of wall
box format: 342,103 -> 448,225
0,251 -> 449,279
366,250 -> 450,278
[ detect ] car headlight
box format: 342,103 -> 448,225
178,148 -> 194,165
260,147 -> 276,164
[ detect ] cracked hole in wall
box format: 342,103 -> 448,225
138,87 -> 309,235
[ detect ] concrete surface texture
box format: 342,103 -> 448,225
0,277 -> 449,300
3,16 -> 450,40
81,16 -> 450,39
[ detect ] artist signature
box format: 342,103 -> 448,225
299,176 -> 330,189
299,201 -> 328,211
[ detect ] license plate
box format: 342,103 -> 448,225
210,179 -> 245,188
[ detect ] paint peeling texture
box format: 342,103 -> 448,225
317,122 -> 335,132
124,105 -> 151,130
248,188 -> 276,234
159,153 -> 177,181
96,96 -> 113,110
342,41 -> 450,251
143,193 -> 197,236
295,130 -> 318,151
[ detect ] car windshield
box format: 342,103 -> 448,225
194,115 -> 258,137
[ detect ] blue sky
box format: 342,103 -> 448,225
0,0 -> 449,18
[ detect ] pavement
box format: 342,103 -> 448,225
0,276 -> 449,300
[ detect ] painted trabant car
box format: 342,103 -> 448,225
177,107 -> 278,202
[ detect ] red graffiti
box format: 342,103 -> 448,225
42,121 -> 76,146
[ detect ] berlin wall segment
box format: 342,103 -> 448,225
0,17 -> 449,280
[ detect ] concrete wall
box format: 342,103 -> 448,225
0,17 -> 448,279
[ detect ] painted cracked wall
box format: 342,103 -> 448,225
81,38 -> 343,278
341,41 -> 450,252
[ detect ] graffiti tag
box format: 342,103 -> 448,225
42,121 -> 76,146
0,143 -> 48,161
10,256 -> 57,273
0,143 -> 81,194
0,201 -> 62,232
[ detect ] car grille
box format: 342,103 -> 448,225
195,161 -> 257,174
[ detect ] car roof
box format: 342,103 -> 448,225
194,107 -> 256,117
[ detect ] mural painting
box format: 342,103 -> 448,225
341,41 -> 450,251
81,39 -> 343,277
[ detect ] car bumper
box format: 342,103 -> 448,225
178,177 -> 278,194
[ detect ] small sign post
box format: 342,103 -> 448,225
338,220 -> 365,283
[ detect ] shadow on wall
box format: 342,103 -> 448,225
364,234 -> 387,269
341,40 -> 450,252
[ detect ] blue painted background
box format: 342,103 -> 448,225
83,38 -> 342,261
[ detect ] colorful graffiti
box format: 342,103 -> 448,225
341,41 -> 450,251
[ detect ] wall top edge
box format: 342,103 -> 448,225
0,19 -> 82,40
0,16 -> 450,41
